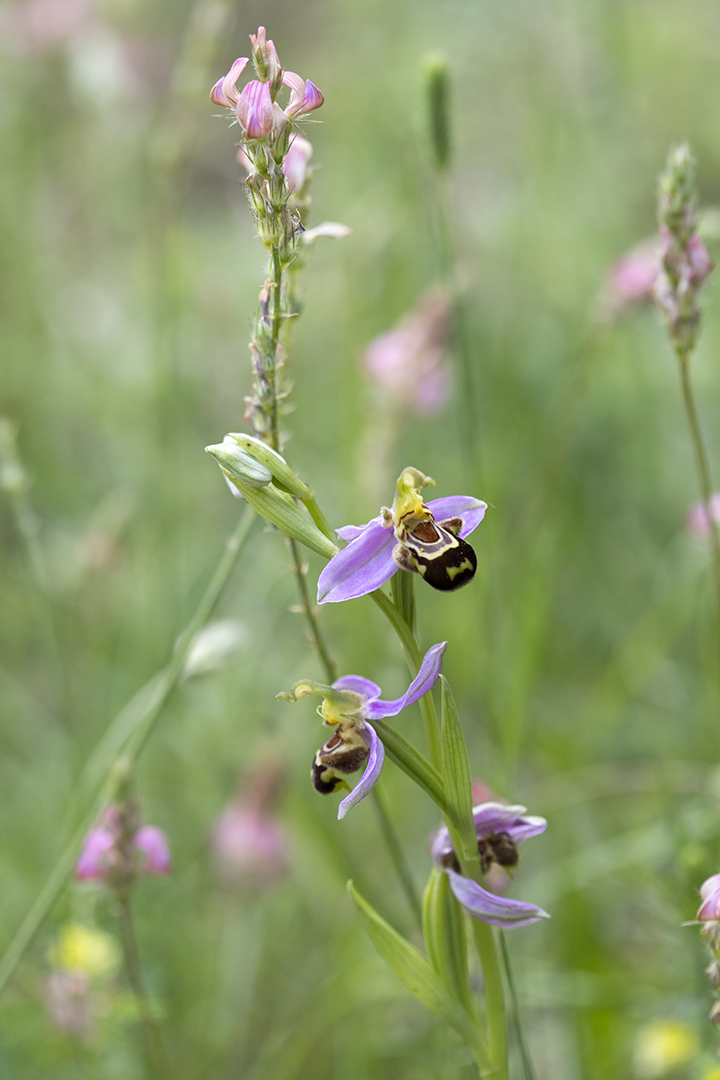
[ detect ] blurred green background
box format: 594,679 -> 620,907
2,0 -> 720,1076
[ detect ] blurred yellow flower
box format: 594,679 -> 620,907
48,923 -> 120,978
633,1020 -> 699,1078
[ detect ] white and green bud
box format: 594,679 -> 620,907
205,439 -> 273,488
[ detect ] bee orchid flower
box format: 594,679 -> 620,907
278,642 -> 447,819
317,468 -> 487,604
432,802 -> 550,929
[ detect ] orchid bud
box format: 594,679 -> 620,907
204,438 -> 273,488
222,432 -> 312,500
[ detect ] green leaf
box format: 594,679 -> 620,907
440,676 -> 476,860
370,717 -> 446,812
349,881 -> 491,1073
422,868 -> 477,1019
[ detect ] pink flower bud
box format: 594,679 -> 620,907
283,71 -> 324,119
249,26 -> 281,87
236,79 -> 274,140
134,825 -> 171,875
210,56 -> 249,108
687,233 -> 714,286
686,493 -> 720,539
283,134 -> 312,192
698,872 -> 720,921
75,828 -> 116,880
363,290 -> 451,416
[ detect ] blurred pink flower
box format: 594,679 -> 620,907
698,873 -> 720,921
212,804 -> 288,886
75,805 -> 171,882
211,766 -> 289,888
687,493 -> 720,539
0,0 -> 95,55
45,971 -> 94,1039
134,825 -> 172,875
602,238 -> 659,319
363,290 -> 451,416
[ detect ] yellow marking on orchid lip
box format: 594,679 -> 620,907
446,559 -> 473,581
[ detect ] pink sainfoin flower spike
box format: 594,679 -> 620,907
698,873 -> 720,921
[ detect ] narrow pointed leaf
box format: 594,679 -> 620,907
422,868 -> 476,1018
440,676 -> 476,860
349,882 -> 491,1071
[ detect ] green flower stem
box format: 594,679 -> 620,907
288,537 -> 338,684
374,581 -> 508,1079
677,353 -> 720,640
0,509 -> 255,997
270,246 -> 283,453
470,919 -> 508,1080
391,564 -> 416,632
117,897 -> 171,1080
371,783 -> 423,925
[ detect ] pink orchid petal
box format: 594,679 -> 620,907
446,869 -> 550,929
365,642 -> 447,719
332,674 -> 382,700
317,519 -> 396,604
337,726 -> 385,820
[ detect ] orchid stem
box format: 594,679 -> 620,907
471,921 -> 508,1080
677,352 -> 720,649
117,897 -> 171,1080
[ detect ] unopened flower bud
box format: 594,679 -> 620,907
204,439 -> 273,488
687,233 -> 713,286
711,1001 -> 720,1026
424,55 -> 451,172
707,961 -> 720,989
223,433 -> 311,499
249,26 -> 282,92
